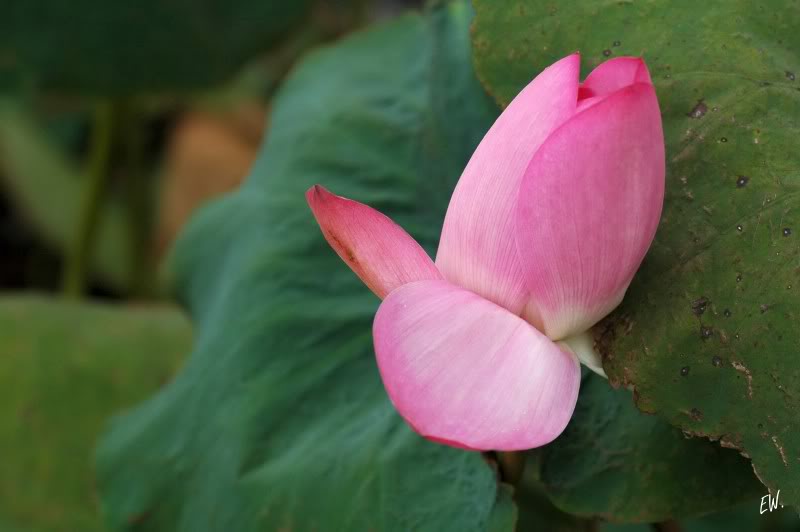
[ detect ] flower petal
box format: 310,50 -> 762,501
307,185 -> 441,299
435,54 -> 581,315
581,56 -> 653,97
576,57 -> 652,113
373,279 -> 581,451
560,332 -> 606,378
515,82 -> 665,340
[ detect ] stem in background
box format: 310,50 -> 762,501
119,100 -> 155,298
652,520 -> 683,532
497,451 -> 527,486
354,0 -> 371,25
61,101 -> 116,298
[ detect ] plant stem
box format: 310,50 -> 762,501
61,101 -> 116,298
119,100 -> 155,298
497,451 -> 527,486
652,520 -> 683,532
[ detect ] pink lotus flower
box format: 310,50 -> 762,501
307,54 -> 664,451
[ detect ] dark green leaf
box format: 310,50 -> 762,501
515,479 -> 595,532
681,499 -> 798,532
0,1 -> 313,94
599,499 -> 799,531
96,4 -> 517,531
472,0 -> 800,504
530,374 -> 761,522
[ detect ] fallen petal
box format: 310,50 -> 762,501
307,185 -> 441,299
373,280 -> 581,451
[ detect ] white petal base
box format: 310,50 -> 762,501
560,331 -> 607,379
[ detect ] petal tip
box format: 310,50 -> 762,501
306,184 -> 329,206
582,56 -> 654,95
565,51 -> 581,66
544,52 -> 581,77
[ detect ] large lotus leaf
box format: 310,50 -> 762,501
0,295 -> 190,532
95,4 -> 521,531
530,374 -> 761,522
679,501 -> 800,532
599,498 -> 799,532
472,0 -> 800,505
0,1 -> 313,94
515,479 -> 595,532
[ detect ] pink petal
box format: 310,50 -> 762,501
575,94 -> 605,114
576,57 -> 652,113
306,185 -> 441,299
373,280 -> 581,451
435,54 -> 581,315
582,57 -> 653,96
515,82 -> 665,340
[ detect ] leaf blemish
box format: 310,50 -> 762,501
691,296 -> 710,315
687,100 -> 708,119
732,361 -> 754,399
771,435 -> 789,467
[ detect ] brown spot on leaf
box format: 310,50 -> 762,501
687,100 -> 708,118
682,407 -> 704,421
771,435 -> 789,467
732,361 -> 754,399
691,296 -> 710,315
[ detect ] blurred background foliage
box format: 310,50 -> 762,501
0,1 -> 416,530
1,0 -> 798,531
0,0 -> 382,298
